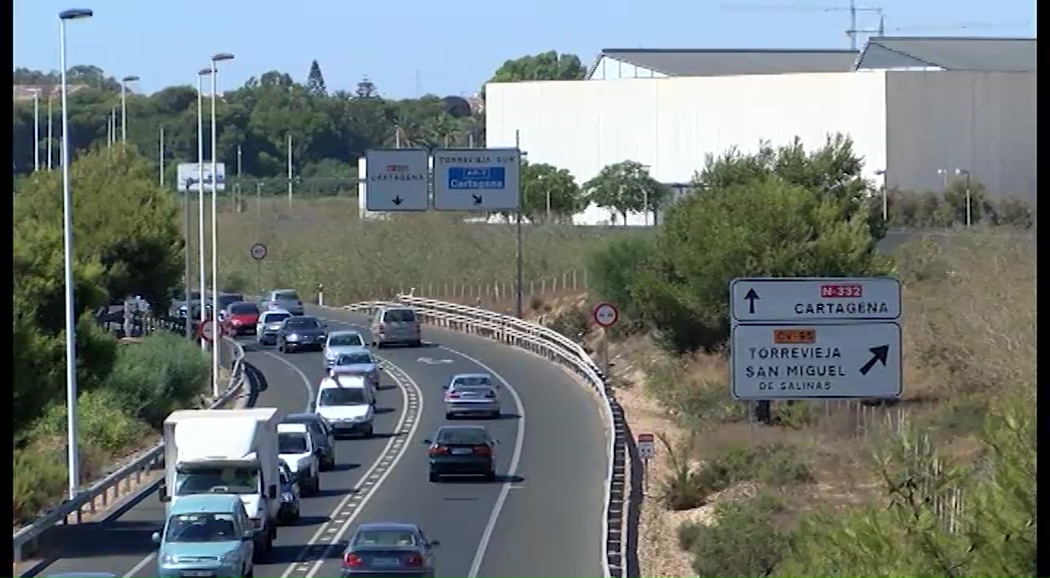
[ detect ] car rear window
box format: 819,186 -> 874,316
353,529 -> 419,547
453,375 -> 492,387
328,333 -> 365,347
275,290 -> 300,301
382,309 -> 416,323
229,302 -> 259,314
436,427 -> 489,445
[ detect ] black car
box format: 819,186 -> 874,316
277,316 -> 327,353
283,412 -> 337,470
424,425 -> 499,483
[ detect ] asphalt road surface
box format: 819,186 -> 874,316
30,306 -> 608,578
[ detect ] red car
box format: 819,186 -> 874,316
222,301 -> 261,336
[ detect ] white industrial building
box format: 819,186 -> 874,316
485,37 -> 1037,225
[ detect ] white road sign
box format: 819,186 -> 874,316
730,322 -> 902,400
364,149 -> 430,212
198,319 -> 222,343
637,433 -> 656,459
432,148 -> 521,211
730,277 -> 902,323
250,243 -> 268,261
592,302 -> 619,328
176,162 -> 226,192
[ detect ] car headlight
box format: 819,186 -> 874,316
287,333 -> 300,341
221,551 -> 239,565
281,491 -> 295,503
267,323 -> 281,330
160,552 -> 178,565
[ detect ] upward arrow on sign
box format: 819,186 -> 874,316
744,288 -> 760,314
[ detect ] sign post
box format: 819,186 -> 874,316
729,277 -> 904,403
250,243 -> 267,293
592,302 -> 619,378
364,149 -> 429,212
636,432 -> 656,493
432,148 -> 522,211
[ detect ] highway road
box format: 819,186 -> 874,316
29,306 -> 608,578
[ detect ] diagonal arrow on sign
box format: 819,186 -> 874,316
859,345 -> 890,376
471,194 -> 483,205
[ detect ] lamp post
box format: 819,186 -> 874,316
47,93 -> 54,170
955,168 -> 972,227
119,74 -> 139,143
27,88 -> 41,171
936,168 -> 949,190
58,6 -> 94,500
210,52 -> 234,398
874,169 -> 888,221
196,67 -> 211,352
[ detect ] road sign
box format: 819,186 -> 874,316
176,162 -> 226,192
637,433 -> 656,459
364,149 -> 429,212
250,243 -> 268,261
198,319 -> 223,343
432,148 -> 521,211
730,322 -> 902,400
592,302 -> 619,328
730,277 -> 902,323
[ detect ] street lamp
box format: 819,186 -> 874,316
874,169 -> 888,221
119,74 -> 139,143
210,52 -> 234,397
27,88 -> 42,171
58,5 -> 93,500
955,168 -> 972,227
196,67 -> 212,352
936,168 -> 950,189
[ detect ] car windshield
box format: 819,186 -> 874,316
265,312 -> 291,324
229,303 -> 259,315
436,427 -> 489,445
278,432 -> 309,454
285,318 -> 321,329
382,309 -> 416,323
328,333 -> 364,347
335,352 -> 372,366
318,387 -> 367,406
164,512 -> 239,543
353,529 -> 419,547
175,467 -> 259,495
274,291 -> 299,301
453,375 -> 492,387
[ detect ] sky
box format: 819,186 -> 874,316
12,0 -> 1036,99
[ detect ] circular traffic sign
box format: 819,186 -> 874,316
198,320 -> 223,342
592,302 -> 619,328
250,243 -> 268,261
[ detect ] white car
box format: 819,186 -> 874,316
313,375 -> 375,439
257,308 -> 293,346
323,330 -> 368,367
277,423 -> 320,496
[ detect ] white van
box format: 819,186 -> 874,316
313,375 -> 375,439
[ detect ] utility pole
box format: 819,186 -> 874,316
286,133 -> 293,208
719,1 -> 883,50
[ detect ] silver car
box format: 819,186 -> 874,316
264,289 -> 305,316
370,306 -> 422,348
443,383 -> 501,419
257,308 -> 293,346
324,330 -> 368,367
340,523 -> 439,578
329,349 -> 381,392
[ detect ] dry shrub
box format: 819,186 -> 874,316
896,229 -> 1035,400
206,197 -> 643,304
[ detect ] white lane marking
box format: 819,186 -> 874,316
122,552 -> 155,578
258,350 -> 317,412
279,361 -> 423,578
316,313 -> 527,578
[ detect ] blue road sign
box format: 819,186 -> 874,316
447,166 -> 506,190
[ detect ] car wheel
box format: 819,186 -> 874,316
483,470 -> 497,482
363,425 -> 374,438
245,565 -> 254,577
310,475 -> 321,495
492,411 -> 502,419
277,342 -> 284,353
445,412 -> 455,420
411,340 -> 422,348
428,472 -> 441,483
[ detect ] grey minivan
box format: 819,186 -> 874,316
371,306 -> 422,348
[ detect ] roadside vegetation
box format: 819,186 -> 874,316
13,147 -> 209,525
534,135 -> 1037,577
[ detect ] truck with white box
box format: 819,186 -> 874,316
159,407 -> 284,560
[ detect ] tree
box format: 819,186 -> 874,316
583,160 -> 670,224
306,59 -> 327,96
632,173 -> 892,353
517,161 -> 583,223
488,51 -> 587,84
355,76 -> 379,99
15,146 -> 185,311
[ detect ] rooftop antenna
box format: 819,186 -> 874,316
721,1 -> 884,50
855,16 -> 1029,41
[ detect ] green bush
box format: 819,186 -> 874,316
102,333 -> 210,428
13,446 -> 68,522
584,234 -> 654,333
30,388 -> 149,454
679,493 -> 790,577
546,306 -> 590,340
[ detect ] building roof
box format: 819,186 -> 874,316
590,48 -> 859,78
13,84 -> 89,100
855,37 -> 1036,72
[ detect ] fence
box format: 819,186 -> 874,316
335,269 -> 591,308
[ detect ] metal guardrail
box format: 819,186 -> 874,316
336,296 -> 627,578
12,334 -> 248,565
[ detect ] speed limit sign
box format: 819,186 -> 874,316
592,302 -> 619,328
250,243 -> 268,261
198,320 -> 223,342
